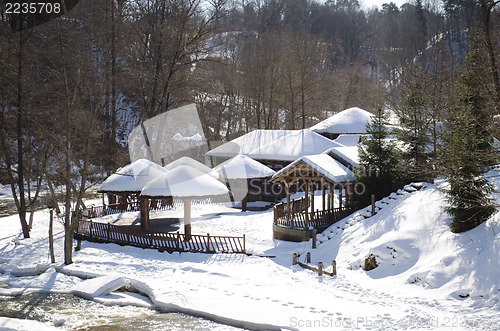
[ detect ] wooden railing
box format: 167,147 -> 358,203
274,201 -> 358,230
75,220 -> 246,254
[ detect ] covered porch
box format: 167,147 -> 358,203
271,154 -> 358,242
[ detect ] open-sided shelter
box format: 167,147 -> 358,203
98,159 -> 167,209
141,165 -> 229,239
213,155 -> 276,211
271,153 -> 357,241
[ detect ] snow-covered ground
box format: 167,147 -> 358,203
1,172 -> 500,330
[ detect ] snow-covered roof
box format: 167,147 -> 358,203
206,130 -> 293,159
141,165 -> 229,199
323,146 -> 360,168
310,107 -> 374,134
164,156 -> 219,179
244,129 -> 341,162
214,155 -> 276,180
272,154 -> 355,184
333,134 -> 367,147
98,159 -> 166,194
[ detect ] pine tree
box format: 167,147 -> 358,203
442,34 -> 497,233
355,108 -> 402,206
398,66 -> 434,183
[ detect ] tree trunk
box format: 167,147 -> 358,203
16,27 -> 30,238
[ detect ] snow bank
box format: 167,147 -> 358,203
71,275 -> 130,300
0,317 -> 59,331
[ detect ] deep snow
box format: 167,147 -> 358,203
1,173 -> 500,330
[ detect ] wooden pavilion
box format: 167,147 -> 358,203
271,153 -> 358,242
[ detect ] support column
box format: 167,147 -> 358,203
241,179 -> 248,212
338,184 -> 343,210
304,181 -> 309,226
328,183 -> 332,210
322,180 -> 326,212
310,182 -> 315,214
348,183 -> 354,208
184,199 -> 192,241
140,198 -> 149,231
286,184 -> 291,220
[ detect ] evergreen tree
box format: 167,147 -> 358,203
355,108 -> 403,206
442,34 -> 497,233
398,66 -> 434,183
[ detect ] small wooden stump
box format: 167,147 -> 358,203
293,253 -> 298,265
332,260 -> 337,276
318,262 -> 323,276
306,252 -> 311,263
371,194 -> 376,216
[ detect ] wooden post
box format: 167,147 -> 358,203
207,233 -> 212,252
348,183 -> 354,208
176,231 -> 180,251
304,181 -> 309,226
293,253 -> 298,265
332,260 -> 337,276
140,198 -> 149,231
107,222 -> 111,240
306,252 -> 311,263
312,229 -> 317,249
338,184 -> 343,210
310,182 -> 314,215
318,262 -> 323,276
49,209 -> 55,263
184,199 -> 192,241
286,184 -> 291,221
241,179 -> 248,212
322,180 -> 326,212
327,184 -> 332,210
243,234 -> 246,254
371,194 -> 376,216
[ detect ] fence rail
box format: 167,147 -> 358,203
274,201 -> 358,230
75,220 -> 246,254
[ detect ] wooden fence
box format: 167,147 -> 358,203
274,201 -> 358,229
75,220 -> 246,254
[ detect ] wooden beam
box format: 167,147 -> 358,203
140,198 -> 149,231
310,182 -> 315,214
339,184 -> 343,210
305,181 -> 309,225
322,179 -> 326,212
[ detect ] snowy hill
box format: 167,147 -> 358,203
307,179 -> 500,302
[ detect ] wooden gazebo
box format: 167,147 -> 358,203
271,153 -> 357,241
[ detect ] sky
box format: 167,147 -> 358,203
361,0 -> 409,10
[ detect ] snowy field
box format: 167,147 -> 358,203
1,172 -> 500,330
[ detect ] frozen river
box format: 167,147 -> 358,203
0,293 -> 238,330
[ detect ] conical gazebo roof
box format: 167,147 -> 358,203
98,159 -> 166,194
214,155 -> 276,180
164,156 -> 219,179
141,165 -> 228,199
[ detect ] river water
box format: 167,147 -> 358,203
0,294 -> 239,330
